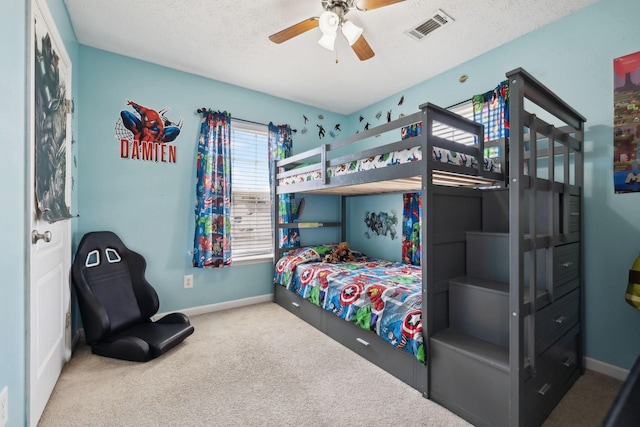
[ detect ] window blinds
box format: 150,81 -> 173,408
230,122 -> 273,260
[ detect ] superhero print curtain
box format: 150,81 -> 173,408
192,111 -> 232,268
268,123 -> 300,249
472,80 -> 510,143
402,192 -> 421,266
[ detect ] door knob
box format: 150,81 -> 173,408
32,230 -> 52,244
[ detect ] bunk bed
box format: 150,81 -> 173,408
272,68 -> 586,427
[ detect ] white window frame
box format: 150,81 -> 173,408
230,121 -> 273,265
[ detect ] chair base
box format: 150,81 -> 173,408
90,317 -> 195,362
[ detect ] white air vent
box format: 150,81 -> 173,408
407,9 -> 454,41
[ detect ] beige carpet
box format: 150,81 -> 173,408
542,369 -> 623,427
39,302 -> 621,427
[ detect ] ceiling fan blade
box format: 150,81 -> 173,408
269,18 -> 319,44
356,0 -> 405,11
351,35 -> 375,61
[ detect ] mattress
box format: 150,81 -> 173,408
278,145 -> 501,187
274,244 -> 425,363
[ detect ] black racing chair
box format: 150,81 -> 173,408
71,231 -> 194,362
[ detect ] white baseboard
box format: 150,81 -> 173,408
156,293 -> 274,319
74,294 -> 274,349
584,356 -> 629,381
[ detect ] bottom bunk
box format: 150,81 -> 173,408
273,244 -> 428,395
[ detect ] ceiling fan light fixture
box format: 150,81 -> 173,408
318,11 -> 339,34
318,32 -> 337,51
341,20 -> 363,46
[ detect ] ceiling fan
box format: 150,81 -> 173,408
268,0 -> 406,61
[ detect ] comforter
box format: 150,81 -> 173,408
274,245 -> 424,363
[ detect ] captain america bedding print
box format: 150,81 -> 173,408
274,245 -> 424,363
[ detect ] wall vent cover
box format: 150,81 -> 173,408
407,9 -> 454,41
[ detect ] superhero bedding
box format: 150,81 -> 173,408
274,244 -> 425,363
277,144 -> 501,187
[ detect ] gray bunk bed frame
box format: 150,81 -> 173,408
272,68 -> 586,427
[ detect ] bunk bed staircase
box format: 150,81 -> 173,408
429,69 -> 586,427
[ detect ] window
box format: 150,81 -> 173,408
432,100 -> 476,145
435,100 -> 501,159
230,121 -> 273,263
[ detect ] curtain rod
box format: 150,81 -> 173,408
196,108 -> 268,127
445,97 -> 472,110
234,117 -> 269,127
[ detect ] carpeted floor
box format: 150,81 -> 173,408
39,302 -> 621,426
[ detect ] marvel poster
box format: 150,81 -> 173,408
613,50 -> 640,193
33,0 -> 73,222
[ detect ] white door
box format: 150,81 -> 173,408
28,0 -> 73,425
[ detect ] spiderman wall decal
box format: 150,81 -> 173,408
116,100 -> 183,163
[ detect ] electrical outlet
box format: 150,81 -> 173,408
0,386 -> 8,427
183,275 -> 193,289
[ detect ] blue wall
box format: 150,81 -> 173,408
76,47 -> 349,313
3,0 -> 640,425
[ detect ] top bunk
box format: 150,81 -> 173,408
273,68 -> 587,198
274,102 -> 506,196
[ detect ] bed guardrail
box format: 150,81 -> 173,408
274,102 -> 505,195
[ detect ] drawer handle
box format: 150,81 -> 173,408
570,212 -> 580,216
537,383 -> 552,396
563,357 -> 574,368
562,262 -> 574,268
356,337 -> 370,347
291,302 -> 300,308
554,315 -> 567,324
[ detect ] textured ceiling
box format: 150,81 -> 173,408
64,0 -> 597,115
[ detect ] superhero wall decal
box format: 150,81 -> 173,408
115,100 -> 183,163
364,210 -> 398,240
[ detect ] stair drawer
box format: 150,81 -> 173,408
525,326 -> 580,425
553,243 -> 579,287
535,289 -> 579,355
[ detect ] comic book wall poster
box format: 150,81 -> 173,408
115,101 -> 182,163
614,50 -> 640,193
33,0 -> 73,223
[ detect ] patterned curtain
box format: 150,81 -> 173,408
192,110 -> 232,268
472,80 -> 510,142
268,123 -> 300,249
402,192 -> 422,266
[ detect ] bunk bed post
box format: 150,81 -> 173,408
576,122 -> 585,376
528,114 -> 539,378
422,105 -> 435,399
341,195 -> 347,242
507,70 -> 527,427
321,143 -> 327,185
546,124 -> 555,306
